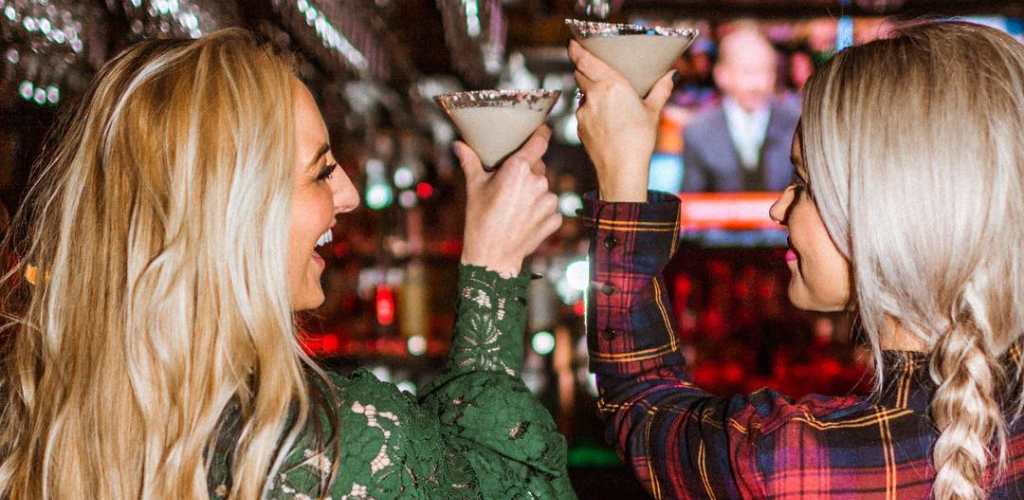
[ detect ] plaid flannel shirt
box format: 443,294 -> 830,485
581,191 -> 1024,500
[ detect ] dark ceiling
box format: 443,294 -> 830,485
386,0 -> 1024,85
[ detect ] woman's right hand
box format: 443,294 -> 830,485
568,40 -> 675,202
456,126 -> 562,277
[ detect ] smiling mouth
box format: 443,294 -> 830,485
315,227 -> 334,248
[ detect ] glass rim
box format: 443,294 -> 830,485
432,89 -> 562,110
565,18 -> 699,39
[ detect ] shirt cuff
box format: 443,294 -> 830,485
582,191 -> 685,374
580,190 -> 681,293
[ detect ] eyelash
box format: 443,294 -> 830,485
317,163 -> 338,182
790,174 -> 811,196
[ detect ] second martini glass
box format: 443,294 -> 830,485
566,19 -> 698,97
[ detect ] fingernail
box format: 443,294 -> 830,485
452,143 -> 463,156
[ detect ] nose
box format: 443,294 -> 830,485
333,169 -> 361,215
769,186 -> 793,225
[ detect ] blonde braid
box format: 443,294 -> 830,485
930,321 -> 1006,500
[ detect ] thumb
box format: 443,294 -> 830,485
644,69 -> 676,113
454,141 -> 485,186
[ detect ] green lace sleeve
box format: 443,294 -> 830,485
419,264 -> 576,499
251,264 -> 576,500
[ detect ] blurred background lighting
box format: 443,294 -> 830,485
565,260 -> 589,291
366,183 -> 393,210
531,331 -> 556,356
407,335 -> 428,356
18,81 -> 33,100
394,166 -> 415,188
398,190 -> 418,208
396,380 -> 417,395
558,192 -> 583,217
415,182 -> 434,199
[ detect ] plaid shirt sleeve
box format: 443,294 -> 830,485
580,192 -> 893,500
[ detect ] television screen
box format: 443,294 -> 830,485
676,192 -> 787,247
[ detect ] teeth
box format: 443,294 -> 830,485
315,228 -> 334,248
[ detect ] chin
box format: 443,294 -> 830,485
291,290 -> 326,312
788,288 -> 847,313
787,293 -> 814,311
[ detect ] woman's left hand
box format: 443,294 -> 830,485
569,40 -> 675,202
457,126 -> 562,277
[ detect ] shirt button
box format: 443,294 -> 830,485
603,235 -> 618,250
601,283 -> 616,295
602,328 -> 618,340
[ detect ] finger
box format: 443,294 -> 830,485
527,171 -> 551,199
453,141 -> 485,185
505,125 -> 551,167
541,192 -> 559,215
537,212 -> 564,243
575,107 -> 588,147
529,158 -> 547,177
573,70 -> 595,94
522,213 -> 562,257
568,39 -> 622,84
566,39 -> 586,67
644,69 -> 676,112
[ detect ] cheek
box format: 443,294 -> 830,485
287,191 -> 322,277
802,233 -> 850,308
790,205 -> 851,310
809,248 -> 850,302
291,188 -> 334,243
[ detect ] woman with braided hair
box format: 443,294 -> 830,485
570,20 -> 1024,500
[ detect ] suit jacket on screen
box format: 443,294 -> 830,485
681,99 -> 800,192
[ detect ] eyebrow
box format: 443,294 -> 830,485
305,143 -> 331,172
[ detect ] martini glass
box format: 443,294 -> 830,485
434,89 -> 561,171
566,19 -> 698,97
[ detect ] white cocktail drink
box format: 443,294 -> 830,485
567,19 -> 698,97
435,90 -> 561,170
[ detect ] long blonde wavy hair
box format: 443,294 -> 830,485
0,30 -> 318,500
801,21 -> 1024,500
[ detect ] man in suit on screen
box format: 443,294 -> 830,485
682,26 -> 800,192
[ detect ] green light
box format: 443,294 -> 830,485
566,442 -> 623,468
366,183 -> 393,210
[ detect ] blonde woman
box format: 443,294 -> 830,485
570,21 -> 1024,500
0,30 -> 575,500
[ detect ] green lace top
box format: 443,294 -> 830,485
209,265 -> 577,500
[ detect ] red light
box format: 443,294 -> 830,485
674,275 -> 692,299
322,333 -> 340,354
438,240 -> 462,256
299,332 -> 342,357
574,300 -> 585,317
298,333 -> 320,356
416,182 -> 434,199
376,285 -> 395,326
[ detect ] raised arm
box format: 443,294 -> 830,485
418,126 -> 577,500
569,39 -> 845,500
